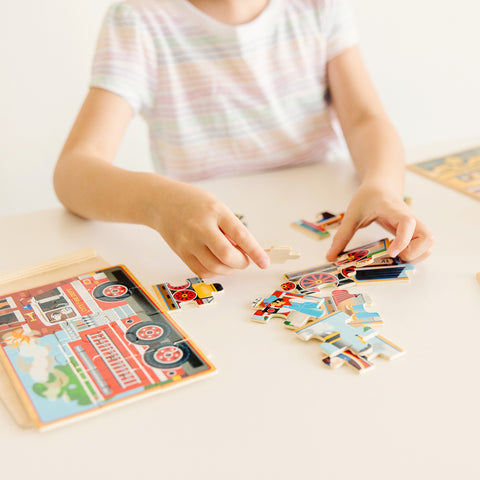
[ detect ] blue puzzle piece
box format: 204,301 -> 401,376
296,311 -> 377,357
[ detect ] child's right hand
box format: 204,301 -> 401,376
149,179 -> 270,277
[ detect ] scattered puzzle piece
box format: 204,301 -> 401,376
251,289 -> 382,330
296,311 -> 377,357
265,246 -> 301,264
291,211 -> 344,240
251,290 -> 328,326
322,335 -> 405,374
282,238 -> 414,294
153,277 -> 223,311
251,286 -> 403,374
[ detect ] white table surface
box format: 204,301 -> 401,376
1,148 -> 480,480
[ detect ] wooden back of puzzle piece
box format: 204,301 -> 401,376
0,249 -> 109,429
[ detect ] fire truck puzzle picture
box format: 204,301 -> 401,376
291,211 -> 344,240
281,238 -> 415,294
251,288 -> 403,374
152,277 -> 224,312
0,266 -> 216,429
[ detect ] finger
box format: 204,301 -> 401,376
220,216 -> 270,269
387,216 -> 416,257
203,224 -> 251,269
196,243 -> 241,275
398,222 -> 435,262
399,247 -> 433,265
326,214 -> 358,261
183,252 -> 235,278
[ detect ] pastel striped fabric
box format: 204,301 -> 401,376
90,0 -> 359,181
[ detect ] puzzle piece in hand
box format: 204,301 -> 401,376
322,334 -> 404,374
265,246 -> 301,264
291,211 -> 344,240
153,277 -> 224,311
282,238 -> 414,294
296,311 -> 378,357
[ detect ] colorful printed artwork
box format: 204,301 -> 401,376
408,146 -> 480,201
282,238 -> 414,294
251,287 -> 403,374
291,211 -> 344,240
251,289 -> 381,330
0,266 -> 216,429
153,277 -> 224,311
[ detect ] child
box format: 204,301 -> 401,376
54,0 -> 434,278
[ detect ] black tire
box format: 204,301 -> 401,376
143,343 -> 191,369
92,281 -> 133,302
125,320 -> 171,345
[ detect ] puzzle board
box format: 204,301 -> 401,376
0,264 -> 216,430
408,146 -> 480,201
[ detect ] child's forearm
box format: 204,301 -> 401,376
54,150 -> 270,276
53,152 -> 165,228
343,116 -> 405,197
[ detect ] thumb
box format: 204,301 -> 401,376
326,215 -> 358,261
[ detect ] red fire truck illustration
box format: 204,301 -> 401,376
0,266 -> 211,406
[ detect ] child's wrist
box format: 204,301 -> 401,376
359,178 -> 404,199
134,172 -> 170,230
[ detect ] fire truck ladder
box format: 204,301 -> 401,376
86,330 -> 141,389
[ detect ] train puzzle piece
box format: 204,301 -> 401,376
153,277 -> 224,312
291,211 -> 344,240
264,246 -> 301,264
282,238 -> 414,294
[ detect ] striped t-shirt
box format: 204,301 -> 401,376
90,0 -> 359,181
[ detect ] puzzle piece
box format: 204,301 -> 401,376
330,290 -> 382,327
153,277 -> 223,311
252,289 -> 382,330
251,287 -> 403,374
295,311 -> 378,357
251,290 -> 327,327
322,334 -> 405,374
282,238 -> 414,294
291,211 -> 344,240
265,246 -> 301,264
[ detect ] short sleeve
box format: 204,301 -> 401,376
324,0 -> 359,61
90,2 -> 157,113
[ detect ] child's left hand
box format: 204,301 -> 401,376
325,184 -> 434,263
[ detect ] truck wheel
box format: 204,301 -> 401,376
126,320 -> 171,345
92,282 -> 132,302
144,343 -> 191,369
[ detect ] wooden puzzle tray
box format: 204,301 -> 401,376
0,249 -> 216,430
408,146 -> 480,201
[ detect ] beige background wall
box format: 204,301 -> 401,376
1,0 -> 478,216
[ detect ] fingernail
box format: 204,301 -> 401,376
258,256 -> 270,269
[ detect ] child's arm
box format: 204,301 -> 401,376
54,87 -> 270,277
324,46 -> 434,263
